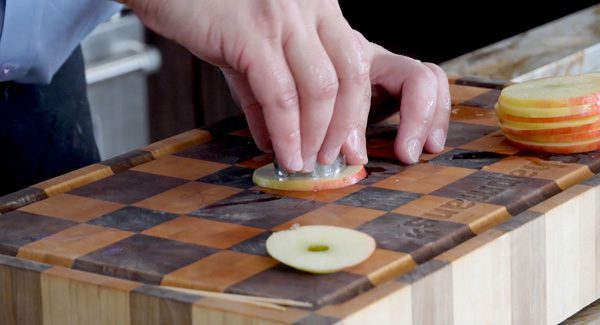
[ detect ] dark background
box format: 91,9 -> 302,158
146,2 -> 599,140
340,2 -> 598,62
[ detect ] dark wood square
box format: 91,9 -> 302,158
522,151 -> 600,174
428,149 -> 508,169
226,264 -> 374,307
189,191 -> 324,229
176,135 -> 262,165
396,259 -> 449,283
0,211 -> 76,256
336,187 -> 421,211
358,213 -> 474,264
72,234 -> 217,284
431,171 -> 561,215
100,150 -> 154,173
228,231 -> 273,256
197,166 -> 255,189
88,207 -> 179,233
69,170 -> 186,204
445,122 -> 498,147
0,187 -> 47,214
358,159 -> 408,185
459,89 -> 501,109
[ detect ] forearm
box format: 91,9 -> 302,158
0,0 -> 122,84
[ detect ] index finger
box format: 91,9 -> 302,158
394,65 -> 438,164
423,63 -> 451,154
245,44 -> 303,172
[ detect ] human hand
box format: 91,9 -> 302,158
123,0 -> 373,172
368,44 -> 451,164
123,0 -> 449,169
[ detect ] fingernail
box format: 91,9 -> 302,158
431,128 -> 446,152
347,129 -> 368,164
301,154 -> 317,173
359,144 -> 368,164
407,138 -> 422,164
321,147 -> 341,165
444,96 -> 451,111
288,152 -> 303,172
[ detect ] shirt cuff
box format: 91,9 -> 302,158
0,0 -> 42,81
0,0 -> 122,84
0,0 -> 5,45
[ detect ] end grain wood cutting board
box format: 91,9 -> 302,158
1,76 -> 599,324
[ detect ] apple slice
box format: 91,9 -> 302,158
266,225 -> 376,274
500,119 -> 600,137
496,111 -> 599,123
505,127 -> 600,143
252,163 -> 367,191
505,136 -> 600,154
496,101 -> 600,119
500,74 -> 600,108
498,114 -> 600,130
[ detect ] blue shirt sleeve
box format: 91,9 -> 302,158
0,0 -> 122,84
0,1 -> 5,44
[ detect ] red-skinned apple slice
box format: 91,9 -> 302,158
505,136 -> 600,154
500,119 -> 600,137
252,163 -> 367,191
496,108 -> 600,123
495,101 -> 600,119
498,114 -> 600,130
505,127 -> 600,143
500,74 -> 600,108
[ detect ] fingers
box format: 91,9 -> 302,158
130,0 -> 380,170
340,85 -> 371,165
221,68 -> 272,153
245,44 -> 303,172
423,63 -> 451,154
241,13 -> 371,171
235,37 -> 447,169
317,18 -> 372,165
219,2 -> 373,171
284,30 -> 338,172
370,53 -> 440,165
393,65 -> 438,164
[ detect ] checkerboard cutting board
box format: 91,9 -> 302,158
2,76 -> 600,323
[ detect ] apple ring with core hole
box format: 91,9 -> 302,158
266,225 -> 376,274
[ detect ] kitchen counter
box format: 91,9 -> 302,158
442,4 -> 600,82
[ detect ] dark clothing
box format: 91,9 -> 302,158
0,0 -> 5,41
0,47 -> 99,195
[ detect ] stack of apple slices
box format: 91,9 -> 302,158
496,74 -> 600,154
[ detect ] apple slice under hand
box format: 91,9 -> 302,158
266,225 -> 376,274
252,163 -> 367,192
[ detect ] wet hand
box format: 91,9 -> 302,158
125,0 -> 449,168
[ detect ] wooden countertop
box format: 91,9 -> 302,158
442,5 -> 600,82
